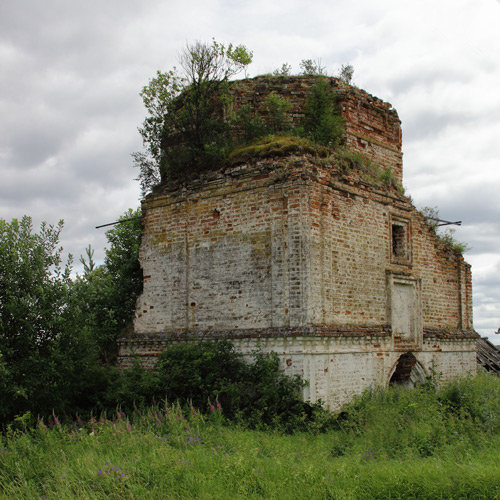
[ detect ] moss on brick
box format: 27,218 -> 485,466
227,135 -> 330,164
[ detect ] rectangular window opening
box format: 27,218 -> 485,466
392,224 -> 406,258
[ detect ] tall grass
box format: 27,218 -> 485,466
0,372 -> 498,499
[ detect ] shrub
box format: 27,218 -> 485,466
234,104 -> 267,142
333,373 -> 500,459
300,58 -> 326,76
273,63 -> 292,77
261,92 -> 293,134
338,64 -> 354,85
438,371 -> 500,434
302,78 -> 344,147
133,339 -> 331,431
152,340 -> 247,414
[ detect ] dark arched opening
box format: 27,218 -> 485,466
389,352 -> 426,387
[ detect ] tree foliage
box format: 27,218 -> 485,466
302,78 -> 344,146
338,64 -> 354,85
72,208 -> 143,361
273,62 -> 292,77
179,40 -> 252,85
0,211 -> 143,424
261,92 -> 292,134
0,217 -> 104,422
300,58 -> 326,76
0,217 -> 70,349
135,40 -> 253,192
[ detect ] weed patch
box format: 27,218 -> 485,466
1,373 -> 498,498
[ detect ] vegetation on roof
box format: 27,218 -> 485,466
133,40 -> 401,195
227,135 -> 330,164
133,40 -> 352,194
334,148 -> 402,192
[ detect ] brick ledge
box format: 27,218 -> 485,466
423,327 -> 479,340
119,325 -> 479,347
119,324 -> 393,345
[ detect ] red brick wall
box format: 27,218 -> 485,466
306,165 -> 473,334
134,156 -> 473,340
135,161 -> 312,335
230,76 -> 403,183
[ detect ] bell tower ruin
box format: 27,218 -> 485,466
119,76 -> 478,409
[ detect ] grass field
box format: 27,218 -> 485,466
1,373 -> 499,499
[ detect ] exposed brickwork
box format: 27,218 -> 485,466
230,76 -> 403,184
119,79 -> 478,409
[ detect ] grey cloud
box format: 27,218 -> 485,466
70,145 -> 140,187
414,183 -> 500,225
402,110 -> 474,142
475,274 -> 500,291
3,124 -> 69,169
1,165 -> 82,205
391,67 -> 474,97
409,181 -> 500,256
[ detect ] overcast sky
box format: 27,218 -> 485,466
1,0 -> 499,344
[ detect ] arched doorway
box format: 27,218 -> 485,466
389,352 -> 427,387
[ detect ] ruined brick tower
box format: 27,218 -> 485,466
119,76 -> 478,409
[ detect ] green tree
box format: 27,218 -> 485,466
0,217 -> 106,422
103,208 -> 143,337
73,208 -> 143,362
273,62 -> 292,76
0,217 -> 70,347
134,70 -> 185,196
339,64 -> 354,85
135,40 -> 252,191
261,92 -> 293,134
0,211 -> 146,424
302,78 -> 344,146
300,58 -> 326,76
